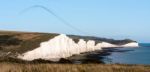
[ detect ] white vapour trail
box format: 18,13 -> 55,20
19,5 -> 89,35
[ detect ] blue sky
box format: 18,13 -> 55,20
0,0 -> 150,42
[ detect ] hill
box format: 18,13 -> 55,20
0,30 -> 136,53
0,30 -> 138,63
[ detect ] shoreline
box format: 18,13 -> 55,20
0,47 -> 134,64
66,47 -> 134,64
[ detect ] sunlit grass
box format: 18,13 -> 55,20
0,62 -> 150,72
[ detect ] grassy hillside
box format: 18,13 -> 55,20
0,31 -> 59,53
0,62 -> 150,72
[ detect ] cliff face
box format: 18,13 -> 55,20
18,34 -> 138,61
68,35 -> 137,45
100,42 -> 139,48
0,31 -> 139,62
121,42 -> 139,47
18,34 -> 102,61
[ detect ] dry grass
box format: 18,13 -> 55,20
0,62 -> 150,72
0,31 -> 59,53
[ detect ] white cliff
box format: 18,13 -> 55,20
18,34 -> 138,61
18,34 -> 102,61
121,42 -> 139,47
100,42 -> 118,48
100,42 -> 139,48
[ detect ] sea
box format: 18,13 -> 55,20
104,43 -> 150,65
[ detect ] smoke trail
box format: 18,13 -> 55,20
19,5 -> 89,35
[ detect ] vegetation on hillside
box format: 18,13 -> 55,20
68,35 -> 136,45
0,62 -> 150,72
0,31 -> 58,53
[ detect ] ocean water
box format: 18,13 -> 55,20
104,43 -> 150,65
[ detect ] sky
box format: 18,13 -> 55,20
0,0 -> 150,43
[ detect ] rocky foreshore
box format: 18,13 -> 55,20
0,47 -> 135,64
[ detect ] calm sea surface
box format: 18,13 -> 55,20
104,43 -> 150,65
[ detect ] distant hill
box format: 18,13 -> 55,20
68,35 -> 136,45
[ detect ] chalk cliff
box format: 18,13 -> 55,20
18,34 -> 102,61
18,34 -> 138,61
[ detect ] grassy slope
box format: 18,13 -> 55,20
0,31 -> 59,53
0,63 -> 150,72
